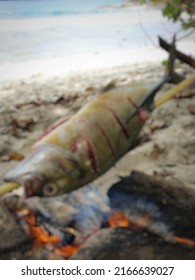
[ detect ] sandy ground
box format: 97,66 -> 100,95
0,60 -> 195,197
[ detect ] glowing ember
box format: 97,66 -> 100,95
108,212 -> 130,227
17,207 -> 195,260
19,209 -> 60,245
55,245 -> 80,259
173,235 -> 195,247
108,212 -> 151,229
17,209 -> 82,259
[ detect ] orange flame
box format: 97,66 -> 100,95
173,235 -> 195,247
18,207 -> 195,260
108,212 -> 151,229
108,212 -> 130,227
19,209 -> 60,245
18,209 -> 81,259
55,245 -> 80,259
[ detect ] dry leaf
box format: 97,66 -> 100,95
187,105 -> 195,115
10,117 -> 34,130
9,151 -> 25,161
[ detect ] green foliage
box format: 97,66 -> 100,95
142,0 -> 195,29
163,2 -> 182,21
161,58 -> 181,67
161,59 -> 168,66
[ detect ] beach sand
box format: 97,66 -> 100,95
0,60 -> 195,197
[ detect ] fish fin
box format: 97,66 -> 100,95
136,36 -> 178,113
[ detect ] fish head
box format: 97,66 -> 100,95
4,145 -> 82,197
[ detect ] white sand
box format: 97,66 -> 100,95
0,38 -> 195,81
0,48 -> 165,81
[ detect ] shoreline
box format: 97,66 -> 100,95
0,9 -> 164,31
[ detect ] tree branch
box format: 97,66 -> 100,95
159,36 -> 195,68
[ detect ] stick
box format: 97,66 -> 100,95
155,73 -> 195,107
0,182 -> 20,197
159,36 -> 195,68
166,34 -> 176,79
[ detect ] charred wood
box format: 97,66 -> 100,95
0,203 -> 32,259
71,227 -> 195,260
109,171 -> 195,237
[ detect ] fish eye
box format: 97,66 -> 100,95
42,183 -> 58,196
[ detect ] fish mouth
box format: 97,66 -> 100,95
23,176 -> 45,197
4,172 -> 45,197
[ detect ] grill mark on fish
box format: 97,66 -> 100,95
82,135 -> 99,174
33,117 -> 69,147
96,122 -> 117,158
71,143 -> 78,153
107,107 -> 129,139
127,96 -> 139,110
127,96 -> 148,121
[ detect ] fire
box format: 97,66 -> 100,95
55,245 -> 80,259
108,212 -> 195,247
17,209 -> 82,259
108,212 -> 130,227
108,212 -> 151,229
17,208 -> 195,260
18,209 -> 60,245
173,235 -> 195,247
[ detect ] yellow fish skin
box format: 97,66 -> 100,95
4,84 -> 156,197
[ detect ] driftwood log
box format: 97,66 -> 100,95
1,171 -> 195,259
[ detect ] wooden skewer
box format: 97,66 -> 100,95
0,182 -> 20,197
155,73 -> 195,107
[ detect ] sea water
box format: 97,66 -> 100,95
0,0 -> 122,19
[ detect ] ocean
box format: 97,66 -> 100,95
0,0 -> 192,80
0,0 -> 123,19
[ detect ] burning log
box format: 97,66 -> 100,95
0,186 -> 110,259
70,227 -> 195,260
0,203 -> 32,259
108,171 -> 195,237
71,172 -> 195,259
1,171 -> 195,259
